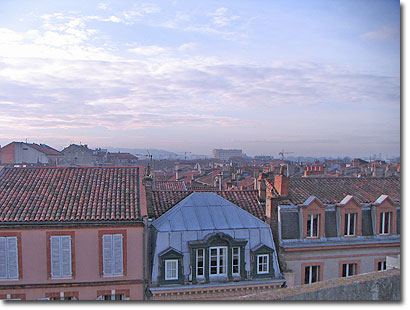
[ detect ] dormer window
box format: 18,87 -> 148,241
344,213 -> 357,236
307,214 -> 319,238
380,212 -> 391,235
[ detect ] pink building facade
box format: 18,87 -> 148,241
0,166 -> 148,300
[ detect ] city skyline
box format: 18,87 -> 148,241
0,0 -> 400,157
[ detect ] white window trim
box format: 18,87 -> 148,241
209,246 -> 227,276
165,259 -> 178,280
196,249 -> 205,278
344,213 -> 356,236
0,236 -> 19,280
257,254 -> 269,274
380,212 -> 391,235
232,247 -> 240,276
307,214 -> 319,238
305,265 -> 320,284
343,263 -> 356,277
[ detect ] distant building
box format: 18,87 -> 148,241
0,142 -> 62,166
59,144 -> 94,166
212,149 -> 243,161
107,152 -> 138,166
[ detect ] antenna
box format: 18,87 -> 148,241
278,149 -> 294,161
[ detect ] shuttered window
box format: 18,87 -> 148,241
102,234 -> 123,276
0,237 -> 19,279
50,236 -> 72,278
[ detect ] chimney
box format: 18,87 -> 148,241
257,172 -> 267,202
218,173 -> 223,190
176,168 -> 182,180
274,170 -> 289,197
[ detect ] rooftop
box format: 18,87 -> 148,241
0,166 -> 143,223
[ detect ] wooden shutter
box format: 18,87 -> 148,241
6,237 -> 18,279
102,235 -> 113,275
61,236 -> 72,277
0,237 -> 7,278
113,234 -> 123,275
50,236 -> 61,277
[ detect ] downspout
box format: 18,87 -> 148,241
142,215 -> 149,300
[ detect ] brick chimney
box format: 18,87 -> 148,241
274,170 -> 289,197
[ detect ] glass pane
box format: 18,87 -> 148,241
344,214 -> 349,235
304,266 -> 310,284
312,266 -> 318,283
312,215 -> 318,236
350,213 -> 356,235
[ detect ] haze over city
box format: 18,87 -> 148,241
0,0 -> 400,158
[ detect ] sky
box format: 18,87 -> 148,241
0,0 -> 401,158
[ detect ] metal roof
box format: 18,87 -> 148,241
152,192 -> 269,232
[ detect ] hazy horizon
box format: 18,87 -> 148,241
0,0 -> 400,158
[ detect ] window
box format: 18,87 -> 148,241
50,236 -> 72,278
102,234 -> 123,276
209,246 -> 227,276
102,294 -> 125,301
0,237 -> 19,280
307,214 -> 319,238
165,260 -> 178,280
380,212 -> 391,235
344,213 -> 356,236
96,290 -> 129,301
232,247 -> 240,276
257,254 -> 269,274
342,263 -> 357,277
377,261 -> 387,271
304,265 -> 320,284
196,249 -> 204,277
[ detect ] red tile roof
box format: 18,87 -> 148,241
153,180 -> 187,191
269,177 -> 400,205
0,166 -> 143,223
149,190 -> 265,221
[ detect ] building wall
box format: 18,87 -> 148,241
15,143 -> 49,165
231,269 -> 400,301
0,143 -> 15,164
0,224 -> 145,300
283,244 -> 400,286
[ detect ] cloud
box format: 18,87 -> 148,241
209,7 -> 240,27
360,25 -> 399,41
128,45 -> 168,56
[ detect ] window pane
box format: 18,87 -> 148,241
304,266 -> 310,284
312,215 -> 318,237
349,213 -> 356,235
312,266 -> 318,283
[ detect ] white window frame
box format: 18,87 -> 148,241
344,213 -> 356,236
342,263 -> 357,277
102,234 -> 124,276
232,247 -> 240,276
378,261 -> 387,271
304,265 -> 320,284
165,259 -> 178,280
257,254 -> 269,274
0,236 -> 19,280
50,235 -> 72,278
307,214 -> 319,238
380,212 -> 391,235
209,246 -> 227,276
196,249 -> 205,278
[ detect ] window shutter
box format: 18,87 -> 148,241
61,236 -> 72,277
113,234 -> 123,275
0,238 -> 7,278
6,237 -> 18,279
102,235 -> 113,275
50,236 -> 61,277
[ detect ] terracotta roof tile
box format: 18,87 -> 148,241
149,190 -> 265,221
153,180 -> 187,191
271,177 -> 400,205
0,166 -> 143,223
